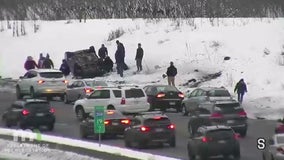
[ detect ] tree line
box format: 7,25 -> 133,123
0,0 -> 283,20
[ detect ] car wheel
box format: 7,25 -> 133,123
47,123 -> 54,131
64,94 -> 69,104
239,129 -> 247,137
76,107 -> 86,121
182,104 -> 189,116
169,136 -> 176,147
30,87 -> 36,98
16,86 -> 23,99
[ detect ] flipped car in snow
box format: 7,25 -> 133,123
65,49 -> 105,78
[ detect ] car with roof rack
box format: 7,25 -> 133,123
16,69 -> 68,100
124,111 -> 176,148
64,79 -> 108,104
1,99 -> 56,130
73,85 -> 150,120
187,125 -> 240,160
181,87 -> 233,116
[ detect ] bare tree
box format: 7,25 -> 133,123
0,21 -> 4,32
21,21 -> 26,35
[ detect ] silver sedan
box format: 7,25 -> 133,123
262,134 -> 284,160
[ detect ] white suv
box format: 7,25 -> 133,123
16,69 -> 67,100
73,86 -> 150,120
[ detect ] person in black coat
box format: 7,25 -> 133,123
234,79 -> 248,104
104,56 -> 113,72
135,43 -> 144,72
98,44 -> 108,59
59,59 -> 70,77
42,54 -> 54,69
115,40 -> 125,77
166,61 -> 177,86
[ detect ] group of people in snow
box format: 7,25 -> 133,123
24,53 -> 54,70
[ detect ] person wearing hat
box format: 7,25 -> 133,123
166,61 -> 177,86
234,78 -> 248,104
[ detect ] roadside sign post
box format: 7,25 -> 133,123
94,106 -> 105,147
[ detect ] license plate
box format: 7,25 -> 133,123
112,122 -> 119,126
36,113 -> 44,116
169,102 -> 176,105
218,140 -> 226,144
155,128 -> 164,132
227,120 -> 235,124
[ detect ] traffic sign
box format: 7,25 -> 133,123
94,106 -> 105,134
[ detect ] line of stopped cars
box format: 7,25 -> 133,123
5,68 -> 249,159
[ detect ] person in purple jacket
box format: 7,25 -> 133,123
24,56 -> 38,71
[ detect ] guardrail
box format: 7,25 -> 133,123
0,128 -> 181,160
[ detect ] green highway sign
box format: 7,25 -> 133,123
94,106 -> 105,134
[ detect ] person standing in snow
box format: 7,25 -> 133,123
166,61 -> 177,86
59,59 -> 70,77
38,53 -> 45,68
115,40 -> 125,77
234,78 -> 248,104
42,54 -> 54,69
98,44 -> 108,59
135,43 -> 144,72
24,56 -> 39,71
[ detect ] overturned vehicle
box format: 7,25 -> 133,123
65,48 -> 105,78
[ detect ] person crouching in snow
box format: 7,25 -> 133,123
24,56 -> 38,71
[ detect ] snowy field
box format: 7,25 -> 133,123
0,18 -> 284,119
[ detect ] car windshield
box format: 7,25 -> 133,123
207,129 -> 234,140
215,102 -> 242,114
39,72 -> 63,78
277,136 -> 284,144
208,90 -> 231,97
85,80 -> 108,87
156,86 -> 178,92
25,102 -> 50,111
125,89 -> 145,98
144,117 -> 171,126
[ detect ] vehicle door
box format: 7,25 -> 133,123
68,81 -> 79,101
195,90 -> 209,105
75,81 -> 86,99
184,89 -> 200,113
111,89 -> 122,108
18,71 -> 37,93
84,90 -> 111,113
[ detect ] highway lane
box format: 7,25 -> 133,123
0,91 -> 278,160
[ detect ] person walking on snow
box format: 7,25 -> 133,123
98,44 -> 108,59
42,54 -> 54,69
38,53 -> 45,68
59,59 -> 70,77
24,56 -> 38,71
135,43 -> 144,72
234,78 -> 247,104
166,61 -> 177,86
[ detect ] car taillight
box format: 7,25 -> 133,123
62,80 -> 68,84
178,93 -> 184,98
202,137 -> 212,143
140,126 -> 151,132
234,133 -> 240,140
22,109 -> 30,116
121,119 -> 130,125
84,87 -> 94,94
154,116 -> 162,120
37,80 -> 45,84
121,97 -> 126,104
49,107 -> 55,113
209,112 -> 223,119
168,124 -> 175,129
277,147 -> 284,154
239,111 -> 247,118
104,120 -> 111,125
156,93 -> 165,98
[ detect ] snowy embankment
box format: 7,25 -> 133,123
0,128 -> 180,160
0,18 -> 284,119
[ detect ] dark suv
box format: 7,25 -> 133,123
187,125 -> 240,160
1,99 -> 56,130
188,100 -> 248,137
124,111 -> 176,148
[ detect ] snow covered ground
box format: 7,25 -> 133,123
1,18 -> 284,119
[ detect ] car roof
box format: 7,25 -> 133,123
198,87 -> 228,91
14,99 -> 48,106
275,133 -> 284,138
198,125 -> 232,132
29,69 -> 62,73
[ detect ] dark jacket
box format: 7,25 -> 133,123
60,61 -> 70,76
42,58 -> 54,69
135,48 -> 144,60
115,43 -> 125,63
104,57 -> 114,72
24,60 -> 38,70
234,81 -> 247,94
166,65 -> 177,77
98,47 -> 108,59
